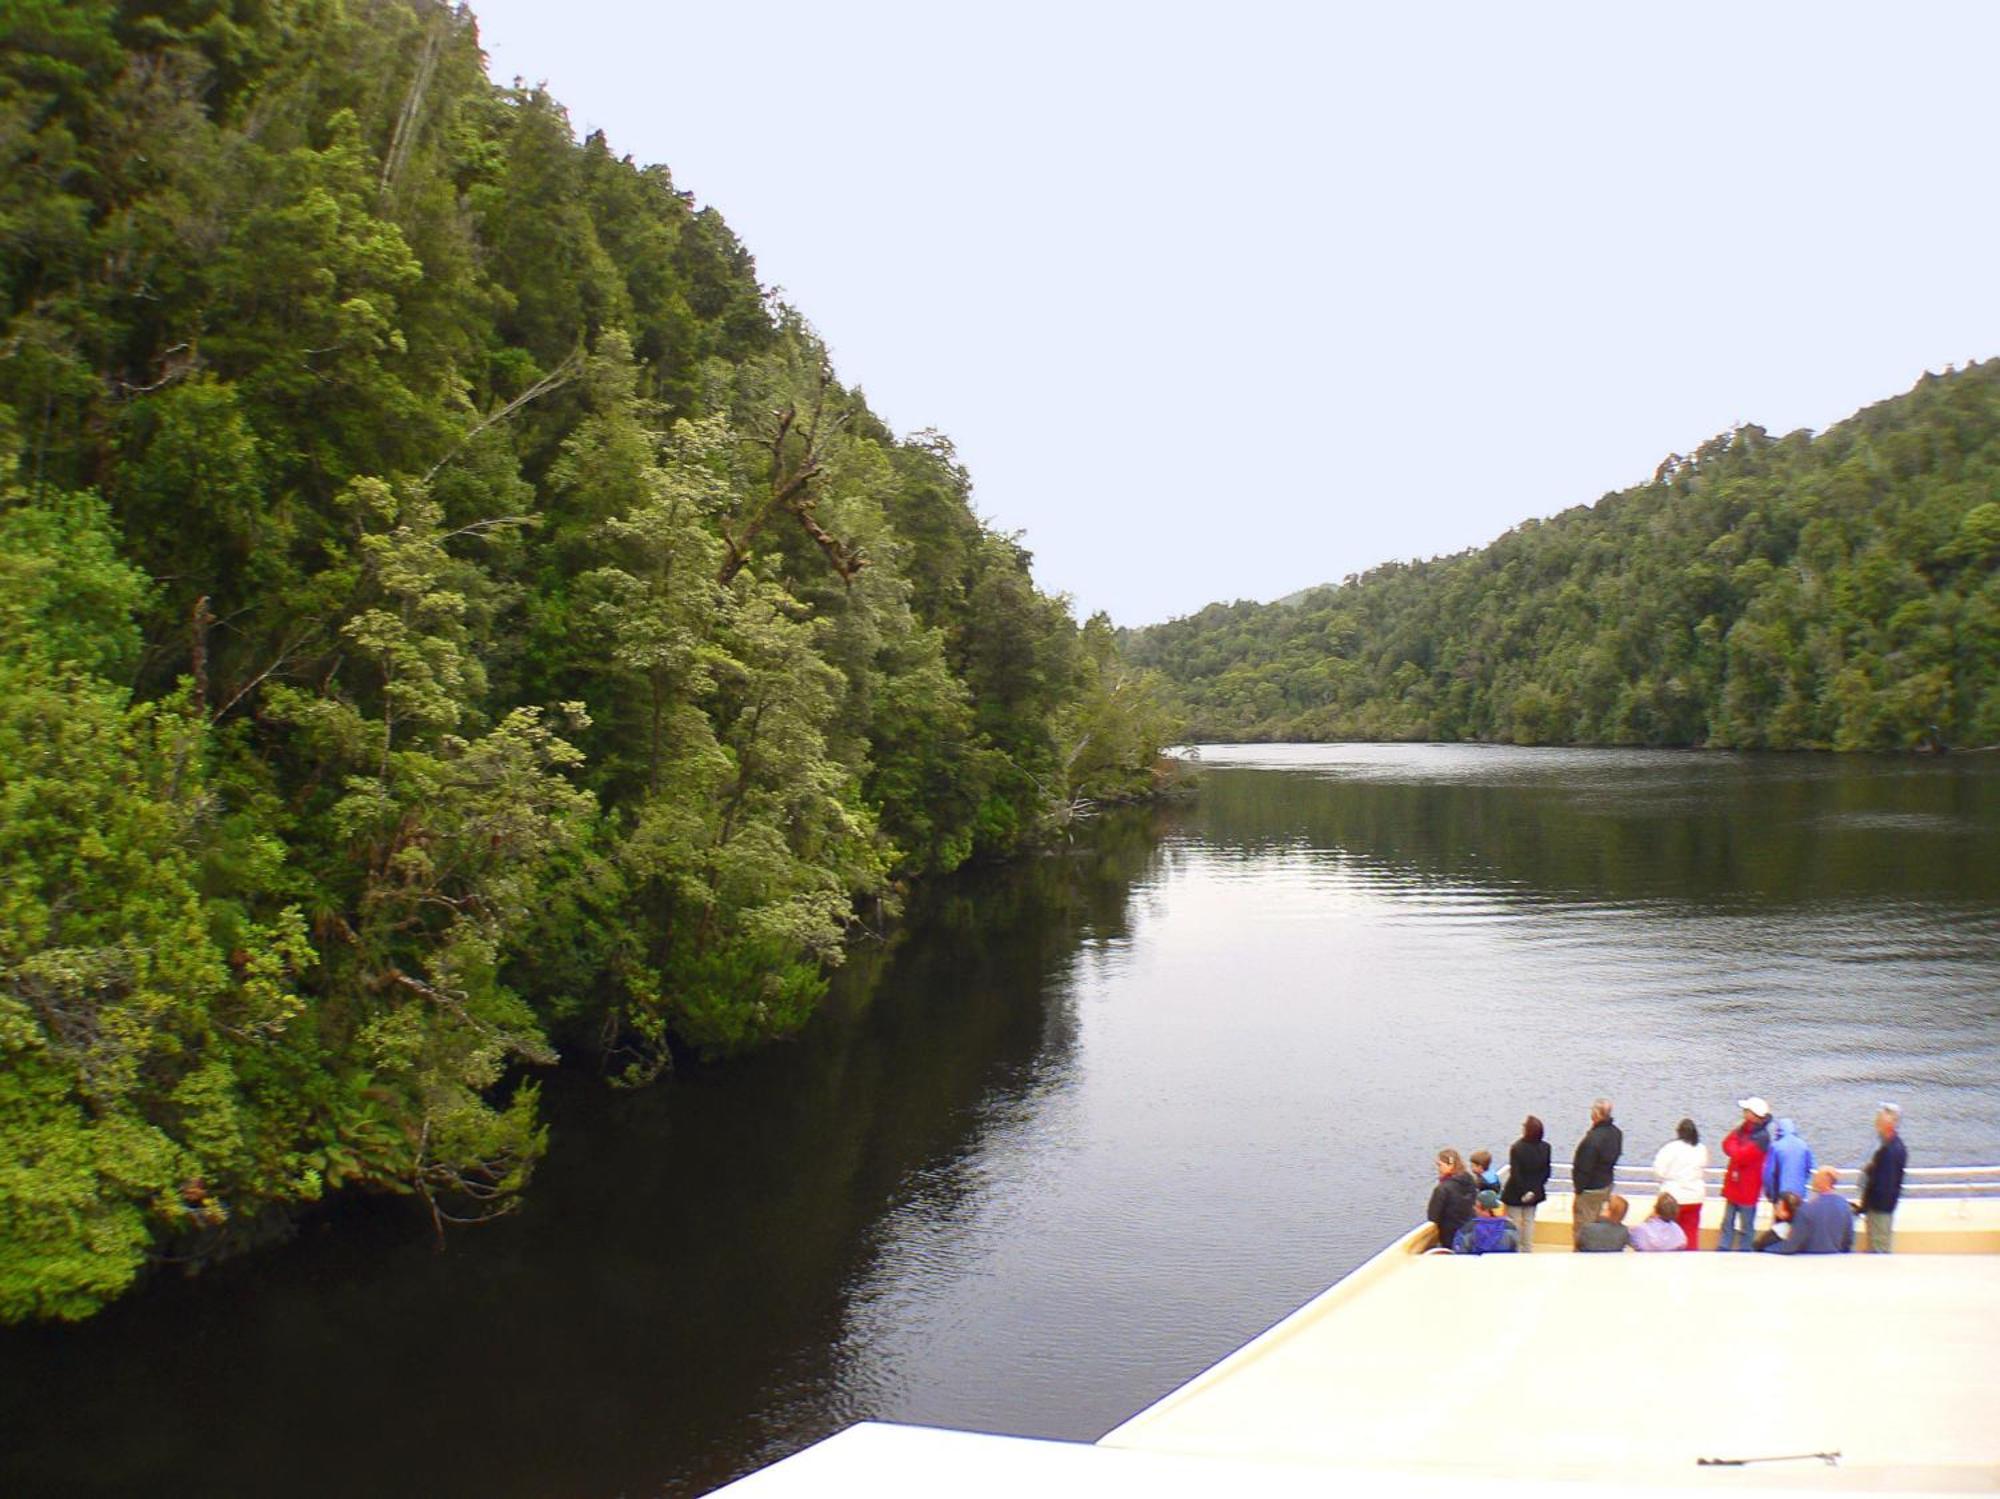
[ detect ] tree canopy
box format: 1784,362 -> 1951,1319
1126,364 -> 2000,751
0,0 -> 1176,1320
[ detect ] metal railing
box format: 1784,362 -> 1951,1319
1539,1163 -> 2000,1198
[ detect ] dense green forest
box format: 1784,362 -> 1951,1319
0,0 -> 1177,1321
1127,363 -> 2000,749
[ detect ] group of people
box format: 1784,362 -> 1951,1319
1427,1096 -> 1910,1255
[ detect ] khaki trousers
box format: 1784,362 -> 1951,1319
1865,1209 -> 1895,1253
1506,1204 -> 1538,1253
1573,1188 -> 1611,1247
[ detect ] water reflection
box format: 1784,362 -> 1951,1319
1,749 -> 1995,1498
0,816 -> 1164,1499
1184,744 -> 2000,907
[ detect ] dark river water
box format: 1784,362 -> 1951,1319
4,745 -> 1998,1497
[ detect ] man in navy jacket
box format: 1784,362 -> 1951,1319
1764,1168 -> 1854,1255
1860,1104 -> 1909,1253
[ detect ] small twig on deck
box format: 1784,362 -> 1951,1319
1696,1451 -> 1840,1468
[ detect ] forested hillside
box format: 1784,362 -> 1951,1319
1128,363 -> 2000,749
0,0 -> 1175,1321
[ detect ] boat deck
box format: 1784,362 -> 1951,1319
1106,1212 -> 2000,1489
718,1195 -> 2000,1495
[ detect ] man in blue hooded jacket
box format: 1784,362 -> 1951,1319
1762,1117 -> 1814,1204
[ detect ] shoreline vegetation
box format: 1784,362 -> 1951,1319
0,1 -> 1179,1321
3,3 -> 1986,1332
1126,362 -> 2000,752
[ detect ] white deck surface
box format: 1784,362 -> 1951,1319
712,1421 -> 1635,1497
713,1209 -> 2000,1496
1106,1250 -> 2000,1490
714,1414 -> 1996,1497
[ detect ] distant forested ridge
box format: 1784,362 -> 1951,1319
0,0 -> 1176,1320
1126,363 -> 2000,750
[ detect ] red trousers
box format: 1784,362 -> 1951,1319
1678,1202 -> 1703,1249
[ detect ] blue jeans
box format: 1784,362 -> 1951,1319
1719,1200 -> 1758,1252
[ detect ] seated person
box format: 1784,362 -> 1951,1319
1452,1189 -> 1520,1254
1576,1193 -> 1632,1252
1628,1193 -> 1687,1251
1763,1167 -> 1854,1255
1753,1191 -> 1800,1251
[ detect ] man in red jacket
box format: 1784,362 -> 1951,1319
1718,1096 -> 1772,1251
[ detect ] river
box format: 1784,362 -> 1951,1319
3,745 -> 1997,1497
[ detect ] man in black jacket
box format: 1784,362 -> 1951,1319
1859,1103 -> 1908,1253
1571,1098 -> 1623,1247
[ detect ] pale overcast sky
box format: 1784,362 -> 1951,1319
470,2 -> 2000,626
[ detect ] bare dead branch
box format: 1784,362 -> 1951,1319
211,621 -> 323,721
380,11 -> 448,201
189,594 -> 214,711
113,341 -> 197,396
423,351 -> 584,484
439,514 -> 539,544
716,369 -> 865,584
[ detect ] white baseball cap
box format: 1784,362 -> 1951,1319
1738,1096 -> 1771,1116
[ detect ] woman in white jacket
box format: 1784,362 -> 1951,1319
1652,1118 -> 1708,1249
